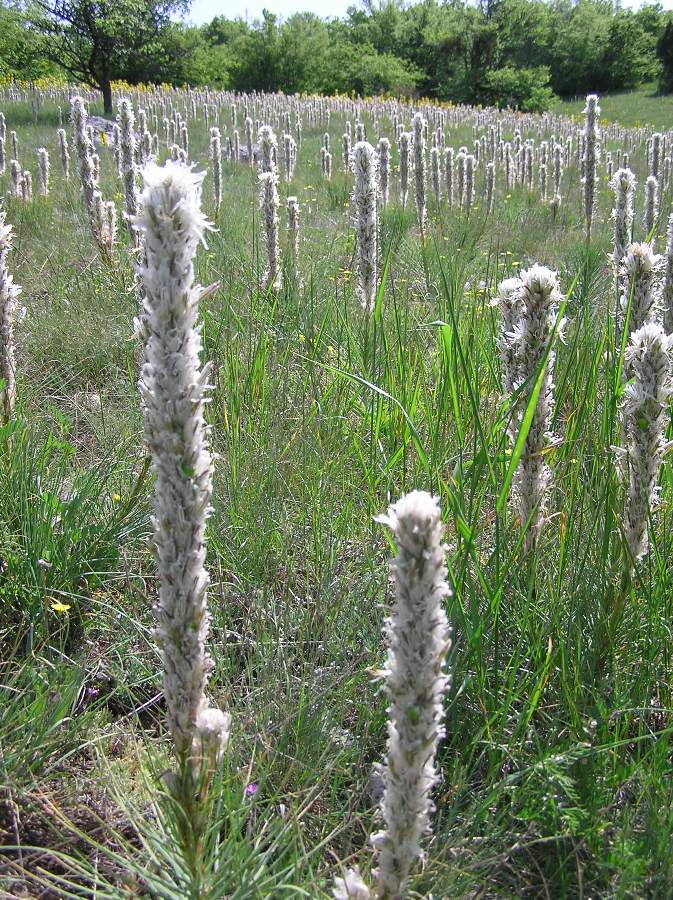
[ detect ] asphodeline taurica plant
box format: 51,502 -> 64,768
135,160 -> 230,773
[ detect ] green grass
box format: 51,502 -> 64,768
1,87 -> 673,897
552,82 -> 673,131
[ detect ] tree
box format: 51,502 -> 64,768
0,4 -> 60,81
27,0 -> 189,113
657,19 -> 673,93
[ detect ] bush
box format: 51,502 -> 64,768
479,65 -> 556,113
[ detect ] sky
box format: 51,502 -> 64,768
189,0 -> 351,23
188,0 -> 673,23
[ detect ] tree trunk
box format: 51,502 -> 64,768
102,78 -> 113,116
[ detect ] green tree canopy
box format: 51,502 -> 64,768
27,0 -> 190,112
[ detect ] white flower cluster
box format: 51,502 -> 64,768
57,128 -> 69,181
445,146 -> 454,207
378,137 -> 391,209
621,323 -> 673,562
259,168 -> 282,294
430,145 -> 440,207
398,132 -> 411,210
371,491 -> 451,898
582,94 -> 600,241
610,168 -> 636,278
412,113 -> 427,236
486,161 -> 495,215
333,867 -> 371,900
258,124 -> 277,174
663,211 -> 673,335
0,206 -> 20,423
643,174 -> 659,237
352,141 -> 378,312
620,242 -> 661,352
117,98 -> 140,247
209,126 -> 222,210
499,266 -> 564,553
287,195 -> 300,267
37,147 -> 49,196
135,161 -> 230,766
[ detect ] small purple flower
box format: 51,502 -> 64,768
244,782 -> 257,797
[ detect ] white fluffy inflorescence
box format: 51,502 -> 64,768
663,211 -> 673,335
0,206 -> 21,423
445,146 -> 454,207
259,168 -> 282,293
465,153 -> 475,215
610,168 -> 636,278
620,242 -> 661,348
57,128 -> 69,180
135,161 -> 230,766
511,265 -> 564,554
37,147 -> 49,196
9,160 -> 20,197
621,323 -> 673,562
399,132 -> 411,210
486,161 -> 495,215
209,126 -> 222,210
117,98 -> 140,247
343,131 -> 352,173
245,116 -> 253,166
412,113 -> 427,236
582,94 -> 600,241
71,96 -> 96,216
643,175 -> 659,237
332,867 -> 371,900
430,145 -> 440,207
352,141 -> 378,312
258,125 -> 277,174
378,137 -> 391,209
371,491 -> 451,899
287,195 -> 300,268
494,276 -> 525,415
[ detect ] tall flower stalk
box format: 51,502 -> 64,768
399,132 -> 411,210
0,206 -> 20,424
71,96 -> 96,216
117,98 -> 140,247
486,161 -> 495,215
371,491 -> 451,898
259,169 -> 282,293
643,175 -> 658,237
209,126 -> 222,211
620,242 -> 660,353
37,148 -> 49,196
57,129 -> 70,181
287,195 -> 299,275
582,94 -> 600,241
662,210 -> 673,335
412,113 -> 427,236
352,141 -> 378,312
445,147 -> 454,207
610,168 -> 636,281
334,491 -> 451,900
136,160 -> 230,776
621,323 -> 673,565
511,266 -> 564,554
378,137 -> 390,209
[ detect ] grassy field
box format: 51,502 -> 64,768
552,83 -> 673,131
2,87 -> 673,898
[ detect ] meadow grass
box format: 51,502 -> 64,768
1,90 -> 673,897
552,82 -> 673,131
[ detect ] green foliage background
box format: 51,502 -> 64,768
3,0 -> 673,110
